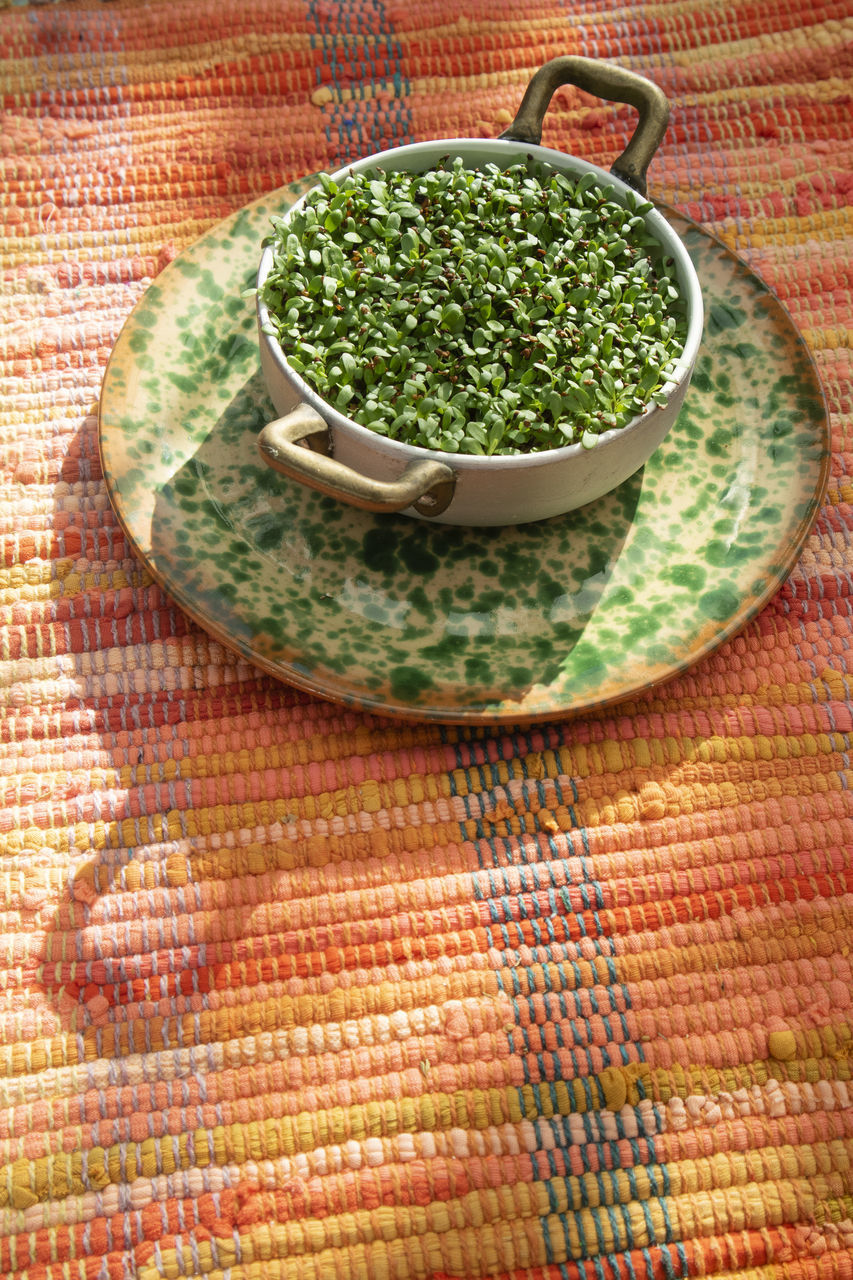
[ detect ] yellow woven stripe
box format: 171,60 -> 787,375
725,205 -> 853,246
646,1029 -> 853,1100
485,943 -> 852,1008
3,979 -> 848,1080
802,328 -> 853,351
826,481 -> 853,504
2,809 -> 844,899
158,1266 -> 781,1280
12,1152 -> 827,1272
3,1114 -> 846,1222
2,727 -> 847,827
141,1175 -> 817,1278
0,562 -> 143,599
1,1084 -> 523,1206
0,221 -> 222,265
0,798 -> 848,874
2,29 -> 316,96
18,726 -> 848,792
318,22 -> 853,106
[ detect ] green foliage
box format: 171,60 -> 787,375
259,157 -> 689,455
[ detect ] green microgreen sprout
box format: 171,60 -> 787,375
258,157 -> 688,456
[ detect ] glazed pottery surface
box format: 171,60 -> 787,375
99,181 -> 829,724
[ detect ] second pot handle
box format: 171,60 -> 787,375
258,405 -> 457,517
498,56 -> 669,196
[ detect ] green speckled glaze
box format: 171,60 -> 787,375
99,181 -> 829,724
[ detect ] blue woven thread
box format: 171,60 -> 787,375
308,0 -> 412,167
443,741 -> 663,1260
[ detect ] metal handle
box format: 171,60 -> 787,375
258,404 -> 457,517
498,56 -> 670,195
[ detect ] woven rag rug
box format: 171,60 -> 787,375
1,1 -> 852,1278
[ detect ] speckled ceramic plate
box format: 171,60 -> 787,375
99,180 -> 829,724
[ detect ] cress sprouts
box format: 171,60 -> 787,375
259,157 -> 688,455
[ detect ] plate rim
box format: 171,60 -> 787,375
98,186 -> 831,726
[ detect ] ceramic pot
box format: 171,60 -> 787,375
256,57 -> 704,527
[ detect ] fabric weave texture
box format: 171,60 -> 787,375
0,1 -> 851,1278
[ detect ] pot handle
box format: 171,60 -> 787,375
257,404 -> 457,516
498,56 -> 669,196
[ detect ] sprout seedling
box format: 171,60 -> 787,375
259,157 -> 688,456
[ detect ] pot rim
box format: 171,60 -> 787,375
257,136 -> 704,472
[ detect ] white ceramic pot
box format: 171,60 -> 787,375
256,58 -> 704,527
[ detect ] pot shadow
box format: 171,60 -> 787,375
27,406 -> 323,1051
148,369 -> 644,711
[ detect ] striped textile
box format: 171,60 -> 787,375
1,1 -> 851,1278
